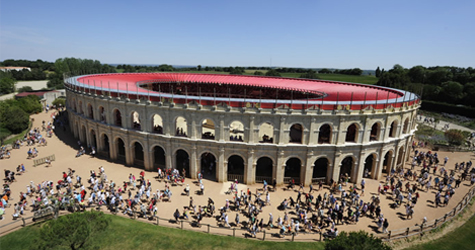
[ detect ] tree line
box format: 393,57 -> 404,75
375,64 -> 475,108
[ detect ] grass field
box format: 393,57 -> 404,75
0,215 -> 325,250
404,214 -> 475,250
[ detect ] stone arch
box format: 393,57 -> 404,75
389,120 -> 399,138
131,141 -> 144,168
227,155 -> 245,183
78,100 -> 83,115
364,153 -> 377,178
339,156 -> 355,181
115,137 -> 126,162
313,157 -> 329,183
200,151 -> 217,180
345,123 -> 359,142
113,109 -> 122,127
151,145 -> 166,172
87,103 -> 93,119
285,157 -> 302,184
152,114 -> 163,134
100,133 -> 110,157
382,150 -> 394,174
89,128 -> 97,149
80,125 -> 87,145
258,122 -> 274,143
131,111 -> 141,130
397,145 -> 405,166
370,122 -> 381,141
175,149 -> 190,178
318,123 -> 332,144
289,123 -> 303,143
229,120 -> 244,142
201,118 -> 215,140
256,156 -> 274,183
403,117 -> 410,134
175,116 -> 187,137
98,106 -> 106,123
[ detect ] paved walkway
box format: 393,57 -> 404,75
416,114 -> 475,133
1,111 -> 475,241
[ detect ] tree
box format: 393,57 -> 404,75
444,129 -> 465,146
408,65 -> 425,83
0,74 -> 16,94
319,68 -> 332,74
375,67 -> 381,78
254,71 -> 264,76
52,97 -> 66,108
197,65 -> 202,71
265,69 -> 281,77
17,86 -> 34,93
299,70 -> 319,79
441,81 -> 464,103
37,210 -> 110,250
325,231 -> 392,250
1,105 -> 29,134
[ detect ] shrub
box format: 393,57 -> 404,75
444,129 -> 466,146
1,106 -> 29,134
325,231 -> 391,250
52,97 -> 66,107
17,86 -> 34,93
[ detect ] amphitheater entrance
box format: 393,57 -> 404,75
284,158 -> 301,184
175,150 -> 190,178
101,134 -> 110,158
364,154 -> 376,178
133,142 -> 144,168
201,152 -> 216,180
256,157 -> 273,184
339,156 -> 353,181
227,155 -> 244,183
153,146 -> 166,172
116,138 -> 126,162
382,151 -> 393,174
313,158 -> 328,184
90,129 -> 97,149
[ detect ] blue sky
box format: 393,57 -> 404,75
0,0 -> 474,70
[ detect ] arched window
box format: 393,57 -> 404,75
99,106 -> 106,123
318,124 -> 331,144
289,124 -> 303,143
113,109 -> 122,127
258,122 -> 274,143
389,120 -> 398,138
152,114 -> 163,134
345,123 -> 358,142
87,104 -> 94,119
202,118 -> 215,140
131,111 -> 141,130
403,118 -> 409,134
229,121 -> 244,142
175,117 -> 187,137
370,123 -> 380,141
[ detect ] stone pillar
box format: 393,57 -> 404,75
191,114 -> 197,139
125,139 -> 133,166
304,151 -> 314,186
355,152 -> 365,184
246,149 -> 255,184
190,145 -> 198,179
218,115 -> 225,141
249,116 -> 255,143
308,118 -> 317,145
278,117 -> 286,145
276,149 -> 285,185
110,134 -> 117,160
165,141 -> 172,170
217,146 -> 225,182
332,153 -> 342,183
372,159 -> 380,179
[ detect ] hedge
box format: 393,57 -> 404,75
420,100 -> 475,118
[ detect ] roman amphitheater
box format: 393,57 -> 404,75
64,73 -> 420,186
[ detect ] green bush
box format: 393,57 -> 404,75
325,231 -> 391,250
1,106 -> 29,134
52,97 -> 66,107
17,86 -> 34,93
444,129 -> 466,146
16,95 -> 42,114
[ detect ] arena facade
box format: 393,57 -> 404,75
64,73 -> 420,186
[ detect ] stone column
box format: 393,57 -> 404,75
249,116 -> 255,143
278,117 -> 286,145
304,151 -> 314,186
190,145 -> 198,179
355,152 -> 365,184
217,146 -> 226,182
246,148 -> 255,184
276,149 -> 285,185
308,118 -> 317,145
165,141 -> 172,170
218,115 -> 224,141
332,153 -> 342,183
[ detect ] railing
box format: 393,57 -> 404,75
284,177 -> 300,184
255,176 -> 273,183
312,177 -> 326,184
2,185 -> 475,242
227,174 -> 244,183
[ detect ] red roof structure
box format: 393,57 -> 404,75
65,73 -> 419,110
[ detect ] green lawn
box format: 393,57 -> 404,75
404,214 -> 475,250
0,215 -> 325,250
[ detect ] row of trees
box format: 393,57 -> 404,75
375,64 -> 475,108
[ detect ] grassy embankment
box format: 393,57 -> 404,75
0,214 -> 325,250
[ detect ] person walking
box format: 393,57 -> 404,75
382,219 -> 389,234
